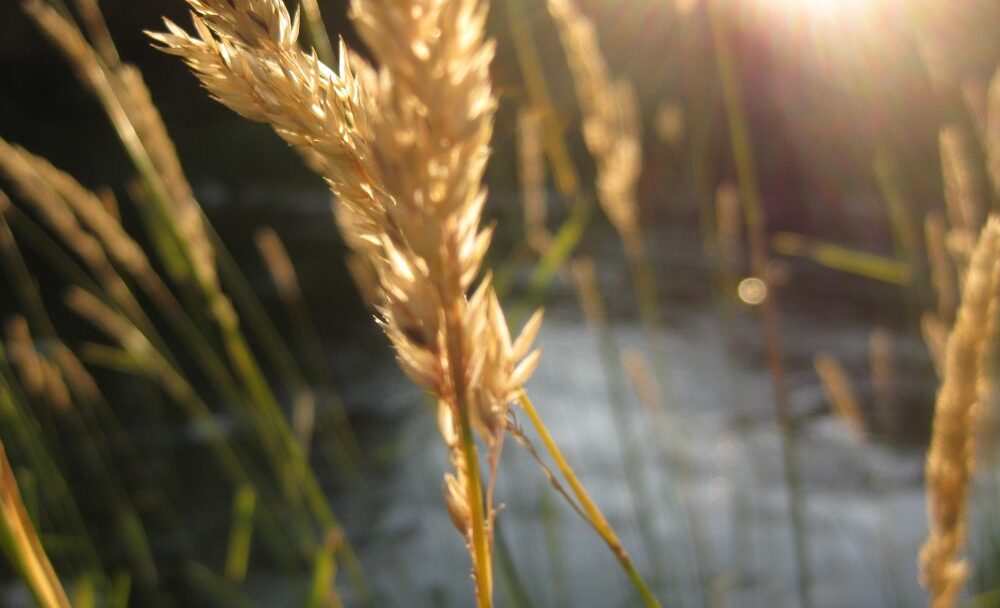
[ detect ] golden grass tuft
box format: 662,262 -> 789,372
151,1 -> 544,603
920,216 -> 1000,608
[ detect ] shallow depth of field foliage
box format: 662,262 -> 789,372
1,0 -> 1000,607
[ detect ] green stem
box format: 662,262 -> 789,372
517,390 -> 661,608
708,4 -> 811,606
300,0 -> 336,68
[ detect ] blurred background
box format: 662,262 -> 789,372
1,0 -> 1000,606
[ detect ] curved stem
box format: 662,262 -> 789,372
517,390 -> 661,608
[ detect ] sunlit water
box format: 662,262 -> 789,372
0,191 -> 944,607
311,212 -> 938,607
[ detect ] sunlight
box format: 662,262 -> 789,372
753,0 -> 879,23
747,0 -> 898,63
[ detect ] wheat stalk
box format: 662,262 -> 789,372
151,2 -> 543,603
920,216 -> 1000,608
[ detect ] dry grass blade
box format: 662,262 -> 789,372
920,217 -> 1000,608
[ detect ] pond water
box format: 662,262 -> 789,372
0,187 -> 948,608
274,198 -> 941,608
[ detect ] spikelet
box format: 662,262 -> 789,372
0,439 -> 71,608
0,140 -> 155,284
814,352 -> 866,442
518,108 -> 550,254
939,125 -> 985,269
5,317 -> 45,400
49,343 -> 103,405
653,101 -> 685,145
23,1 -> 218,292
920,217 -> 1000,608
546,0 -> 643,257
152,2 -> 543,601
976,245 -> 1000,462
987,66 -> 1000,196
255,227 -> 301,303
0,138 -> 134,309
156,0 -> 544,430
926,212 -> 959,325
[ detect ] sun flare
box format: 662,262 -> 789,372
754,0 -> 878,21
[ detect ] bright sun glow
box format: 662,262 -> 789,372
749,0 -> 890,54
754,0 -> 878,21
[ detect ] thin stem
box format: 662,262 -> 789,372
517,389 -> 662,608
299,0 -> 335,68
708,4 -> 811,606
445,300 -> 493,608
